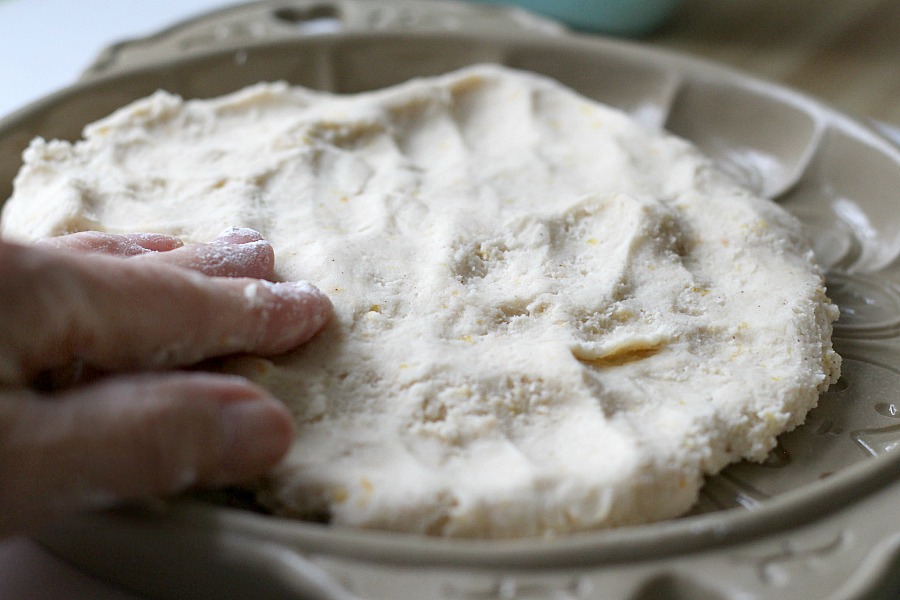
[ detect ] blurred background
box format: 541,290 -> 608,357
652,0 -> 899,125
0,0 -> 897,125
0,0 -> 897,598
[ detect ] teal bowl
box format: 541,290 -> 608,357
467,0 -> 680,35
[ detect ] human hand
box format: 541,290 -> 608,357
0,228 -> 331,538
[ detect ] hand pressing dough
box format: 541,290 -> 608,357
1,65 -> 840,538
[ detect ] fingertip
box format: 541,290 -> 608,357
143,374 -> 296,490
206,227 -> 274,278
253,281 -> 334,351
12,373 -> 296,507
216,390 -> 295,485
134,373 -> 295,490
269,281 -> 333,317
290,282 -> 334,335
211,227 -> 265,245
121,233 -> 184,252
141,236 -> 276,279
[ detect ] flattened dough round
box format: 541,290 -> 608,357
2,65 -> 840,538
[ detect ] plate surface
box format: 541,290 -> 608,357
2,1 -> 900,598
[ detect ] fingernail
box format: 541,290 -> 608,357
217,398 -> 294,483
213,227 -> 264,245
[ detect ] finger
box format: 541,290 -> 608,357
134,227 -> 275,279
37,231 -> 183,255
0,373 -> 293,537
38,228 -> 275,279
0,240 -> 332,384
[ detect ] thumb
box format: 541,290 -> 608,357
0,373 -> 293,537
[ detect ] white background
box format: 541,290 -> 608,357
0,0 -> 230,119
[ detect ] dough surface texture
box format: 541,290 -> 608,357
1,65 -> 840,538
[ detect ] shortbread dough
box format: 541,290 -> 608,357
1,65 -> 840,538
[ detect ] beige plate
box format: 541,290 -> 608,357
3,1 -> 900,598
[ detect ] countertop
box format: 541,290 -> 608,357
0,1 -> 896,599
